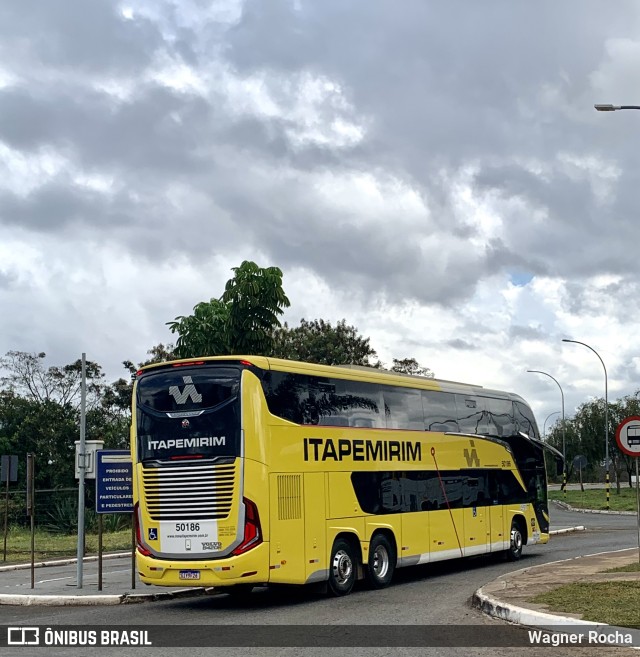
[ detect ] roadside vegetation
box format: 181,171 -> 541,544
2,526 -> 132,565
604,561 -> 640,574
548,488 -> 638,512
532,581 -> 640,628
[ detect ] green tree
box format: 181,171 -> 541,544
222,261 -> 291,353
0,391 -> 78,489
0,351 -> 104,407
547,392 -> 640,493
271,318 -> 377,365
0,352 -> 131,488
389,357 -> 434,378
167,261 -> 290,358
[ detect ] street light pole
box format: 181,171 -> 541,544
543,411 -> 560,441
594,104 -> 640,112
562,339 -> 609,509
527,370 -> 567,495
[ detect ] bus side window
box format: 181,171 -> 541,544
514,401 -> 541,440
383,386 -> 423,430
422,390 -> 459,432
330,379 -> 383,428
482,397 -> 516,437
455,395 -> 487,434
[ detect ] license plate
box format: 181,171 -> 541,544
179,570 -> 200,580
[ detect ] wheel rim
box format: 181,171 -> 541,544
511,529 -> 522,553
372,545 -> 389,579
332,549 -> 353,585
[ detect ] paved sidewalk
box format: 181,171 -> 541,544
0,553 -> 210,605
474,547 -> 640,642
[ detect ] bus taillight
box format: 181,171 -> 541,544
134,503 -> 152,557
231,498 -> 262,555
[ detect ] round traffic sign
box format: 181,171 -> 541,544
615,416 -> 640,457
572,455 -> 588,469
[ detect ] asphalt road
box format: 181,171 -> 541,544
2,505 -> 638,657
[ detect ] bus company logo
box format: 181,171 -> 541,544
303,437 -> 421,462
169,376 -> 203,405
147,436 -> 226,450
463,448 -> 480,468
8,627 -> 40,646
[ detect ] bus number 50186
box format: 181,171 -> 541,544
176,523 -> 200,532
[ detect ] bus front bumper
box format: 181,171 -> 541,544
136,542 -> 270,588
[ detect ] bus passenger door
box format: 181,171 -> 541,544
462,476 -> 489,556
463,504 -> 489,556
488,472 -> 507,552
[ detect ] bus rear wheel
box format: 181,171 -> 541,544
365,534 -> 395,589
328,538 -> 357,596
507,520 -> 524,561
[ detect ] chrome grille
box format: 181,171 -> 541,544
141,462 -> 236,521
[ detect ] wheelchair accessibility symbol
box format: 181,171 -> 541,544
148,528 -> 158,541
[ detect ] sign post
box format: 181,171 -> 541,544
95,450 -> 133,590
26,453 -> 35,588
1,455 -> 18,561
615,416 -> 640,563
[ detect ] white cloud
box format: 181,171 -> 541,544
2,0 -> 640,434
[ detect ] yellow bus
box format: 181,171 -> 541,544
132,356 -> 559,596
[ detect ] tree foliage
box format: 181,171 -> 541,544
0,350 -> 104,407
389,357 -> 434,378
272,318 -> 377,366
167,261 -> 290,358
0,352 -> 131,489
547,390 -> 640,491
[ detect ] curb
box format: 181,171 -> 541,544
552,500 -> 636,516
549,526 -> 586,535
0,587 -> 215,606
473,585 -> 599,628
0,553 -> 216,606
473,548 -> 640,632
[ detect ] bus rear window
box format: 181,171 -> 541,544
136,366 -> 241,461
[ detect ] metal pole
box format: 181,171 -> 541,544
98,514 -> 103,591
27,453 -> 35,589
527,370 -> 566,495
131,514 -> 136,590
543,411 -> 560,441
561,340 -> 609,509
76,353 -> 87,588
636,458 -> 639,564
3,473 -> 8,561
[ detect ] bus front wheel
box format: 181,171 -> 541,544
328,538 -> 357,596
365,534 -> 395,589
507,520 -> 524,561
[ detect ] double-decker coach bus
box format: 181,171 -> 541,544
132,356 -> 560,596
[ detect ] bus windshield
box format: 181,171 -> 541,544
136,366 -> 241,462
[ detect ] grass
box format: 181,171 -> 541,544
548,487 -> 639,512
1,526 -> 133,565
604,562 -> 640,574
532,582 -> 640,629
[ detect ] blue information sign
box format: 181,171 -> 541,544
95,450 -> 133,514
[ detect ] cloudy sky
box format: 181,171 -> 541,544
1,0 -> 640,430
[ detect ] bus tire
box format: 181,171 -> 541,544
365,534 -> 395,589
328,537 -> 357,596
507,519 -> 524,561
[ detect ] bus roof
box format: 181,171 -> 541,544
138,355 -> 522,401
